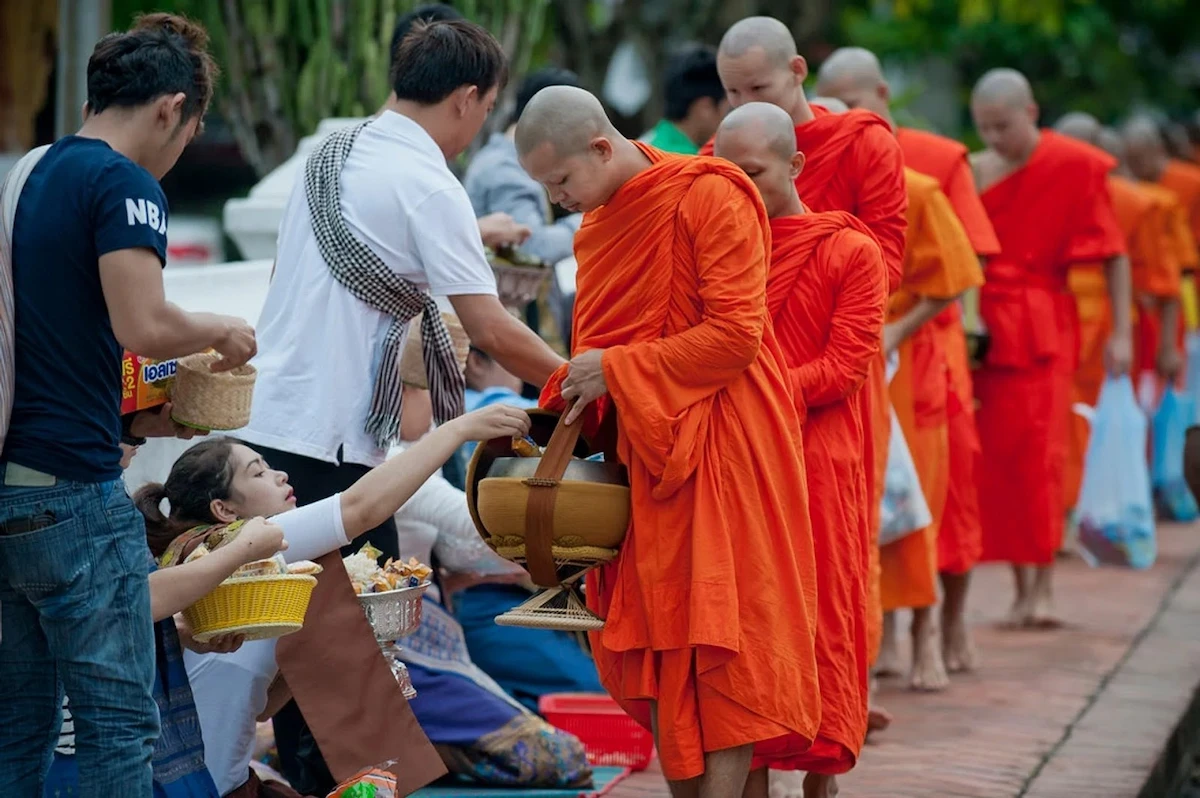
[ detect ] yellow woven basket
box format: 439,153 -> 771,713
170,351 -> 257,431
182,573 -> 317,643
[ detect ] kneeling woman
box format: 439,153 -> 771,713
134,404 -> 590,795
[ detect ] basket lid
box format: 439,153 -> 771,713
464,408 -> 596,542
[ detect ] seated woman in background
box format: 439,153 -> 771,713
398,382 -> 605,718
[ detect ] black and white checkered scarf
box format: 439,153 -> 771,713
304,120 -> 465,448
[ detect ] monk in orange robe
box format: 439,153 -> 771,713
815,46 -> 996,676
705,18 -> 907,730
1056,114 -> 1184,522
1095,127 -> 1191,398
969,69 -> 1132,627
715,102 -> 887,798
1125,115 -> 1200,347
515,86 -> 821,798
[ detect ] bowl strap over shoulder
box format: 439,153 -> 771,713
523,404 -> 585,586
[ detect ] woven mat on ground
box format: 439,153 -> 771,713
409,766 -> 630,797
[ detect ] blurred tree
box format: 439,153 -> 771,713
109,0 -> 555,176
838,0 -> 1199,147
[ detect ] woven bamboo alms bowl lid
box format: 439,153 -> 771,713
170,351 -> 257,431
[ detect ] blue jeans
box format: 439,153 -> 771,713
0,477 -> 158,797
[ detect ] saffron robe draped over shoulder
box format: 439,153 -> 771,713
541,143 -> 821,782
896,127 -> 996,576
1065,176 -> 1164,510
880,170 -> 982,610
1159,159 -> 1200,245
975,131 -> 1126,566
706,104 -> 907,661
762,210 -> 886,774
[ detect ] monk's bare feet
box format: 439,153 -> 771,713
1002,565 -> 1034,628
802,772 -> 838,798
909,607 -> 949,692
1027,565 -> 1063,628
874,611 -> 903,677
942,608 -> 978,673
866,704 -> 893,736
766,770 -> 804,798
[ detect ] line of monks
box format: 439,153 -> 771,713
509,14 -> 1200,798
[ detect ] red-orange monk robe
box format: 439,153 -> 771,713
880,170 -> 982,611
541,144 -> 821,781
764,210 -> 886,774
1130,182 -> 1189,380
708,105 -> 907,662
1159,160 -> 1200,245
896,127 -> 999,576
1064,177 -> 1173,510
976,131 -> 1125,566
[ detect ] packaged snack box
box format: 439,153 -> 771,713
120,351 -> 178,415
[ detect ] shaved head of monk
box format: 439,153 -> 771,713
515,85 -> 648,214
970,68 -> 1040,163
713,101 -> 804,219
717,16 -> 809,122
1054,111 -> 1102,146
1122,114 -> 1169,182
813,46 -> 891,122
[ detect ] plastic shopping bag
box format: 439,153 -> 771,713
326,765 -> 398,798
1076,377 -> 1156,570
1151,388 -> 1199,521
879,407 -> 933,547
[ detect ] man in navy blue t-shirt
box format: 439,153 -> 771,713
0,18 -> 257,797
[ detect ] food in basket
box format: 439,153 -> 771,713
287,560 -> 324,575
232,553 -> 289,578
342,544 -> 432,595
488,244 -> 547,269
511,435 -> 543,458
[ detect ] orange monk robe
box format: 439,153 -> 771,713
762,210 -> 886,774
880,170 -> 983,611
976,131 -> 1125,566
703,105 -> 906,662
1135,181 -> 1200,376
1159,159 -> 1200,246
541,144 -> 821,781
896,126 -> 999,576
1063,176 -> 1165,511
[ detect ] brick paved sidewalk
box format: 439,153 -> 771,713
608,522 -> 1200,798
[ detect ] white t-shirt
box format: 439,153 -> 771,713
239,111 -> 498,468
186,495 -> 348,796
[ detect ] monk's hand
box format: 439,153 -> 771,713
882,323 -> 902,356
478,212 -> 532,248
1157,343 -> 1184,382
561,348 -> 608,425
1104,332 -> 1134,377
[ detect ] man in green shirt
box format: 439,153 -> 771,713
643,44 -> 729,155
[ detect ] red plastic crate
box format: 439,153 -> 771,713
540,692 -> 656,772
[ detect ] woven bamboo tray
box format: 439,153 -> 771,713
170,351 -> 256,431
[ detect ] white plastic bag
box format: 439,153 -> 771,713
1076,377 -> 1156,569
879,407 -> 933,546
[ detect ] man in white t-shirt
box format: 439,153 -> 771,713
239,19 -> 563,796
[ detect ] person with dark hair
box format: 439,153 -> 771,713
382,3 -> 531,251
643,43 -> 728,155
464,66 -> 586,266
0,13 -> 257,796
240,19 -> 564,794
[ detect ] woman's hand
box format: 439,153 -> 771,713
130,403 -> 206,440
233,517 -> 288,564
175,614 -> 245,655
478,213 -> 532,249
450,404 -> 532,443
